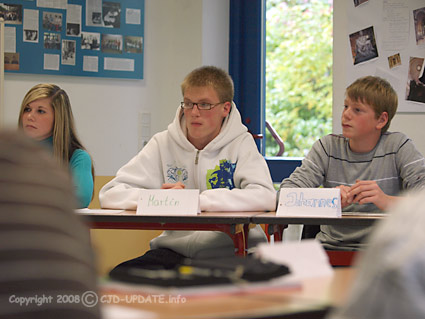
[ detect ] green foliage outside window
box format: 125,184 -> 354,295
266,0 -> 333,157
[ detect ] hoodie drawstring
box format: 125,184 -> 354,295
195,150 -> 200,165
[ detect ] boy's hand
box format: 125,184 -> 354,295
347,180 -> 395,210
335,185 -> 352,208
161,182 -> 186,189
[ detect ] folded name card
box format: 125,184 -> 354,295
277,188 -> 341,217
136,189 -> 200,216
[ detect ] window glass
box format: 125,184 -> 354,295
265,0 -> 333,157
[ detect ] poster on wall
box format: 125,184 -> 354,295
406,57 -> 425,104
346,0 -> 425,112
349,26 -> 379,65
0,0 -> 144,80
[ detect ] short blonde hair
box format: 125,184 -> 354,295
346,76 -> 398,133
181,66 -> 234,103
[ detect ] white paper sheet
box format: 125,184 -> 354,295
277,188 -> 341,217
101,304 -> 157,319
75,208 -> 126,214
255,239 -> 334,281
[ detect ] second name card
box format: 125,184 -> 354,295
137,189 -> 200,216
277,188 -> 341,218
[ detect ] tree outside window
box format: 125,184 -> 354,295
266,0 -> 333,157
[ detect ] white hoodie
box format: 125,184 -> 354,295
99,103 -> 276,258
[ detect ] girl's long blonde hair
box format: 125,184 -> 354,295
18,83 -> 95,181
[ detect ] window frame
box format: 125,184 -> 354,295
229,0 -> 301,182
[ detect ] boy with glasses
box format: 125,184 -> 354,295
100,66 -> 275,270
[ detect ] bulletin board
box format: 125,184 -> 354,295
345,0 -> 425,112
0,0 -> 144,79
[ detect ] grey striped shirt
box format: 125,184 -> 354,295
280,132 -> 425,250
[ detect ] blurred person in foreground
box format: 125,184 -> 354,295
0,131 -> 100,319
328,189 -> 425,319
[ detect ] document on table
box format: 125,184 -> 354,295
255,239 -> 334,281
101,304 -> 156,319
75,208 -> 126,214
101,273 -> 300,299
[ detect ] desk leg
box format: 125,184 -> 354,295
231,224 -> 247,256
268,224 -> 287,242
244,224 -> 249,254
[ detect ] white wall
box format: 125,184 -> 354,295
202,0 -> 229,70
4,0 -> 424,176
333,0 -> 425,155
2,0 -> 229,176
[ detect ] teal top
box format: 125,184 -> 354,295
42,137 -> 93,208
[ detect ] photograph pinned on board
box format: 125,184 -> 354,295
42,12 -> 62,32
101,34 -> 123,54
23,29 -> 38,42
81,32 -> 100,50
61,39 -> 76,66
66,23 -> 80,36
91,12 -> 102,25
0,3 -> 22,24
406,57 -> 425,104
413,7 -> 425,46
44,32 -> 61,50
4,52 -> 19,71
353,0 -> 368,7
124,36 -> 143,54
349,26 -> 379,65
102,2 -> 121,28
388,53 -> 401,69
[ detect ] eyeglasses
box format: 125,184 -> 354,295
180,101 -> 224,110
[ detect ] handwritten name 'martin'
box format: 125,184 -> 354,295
147,195 -> 180,207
